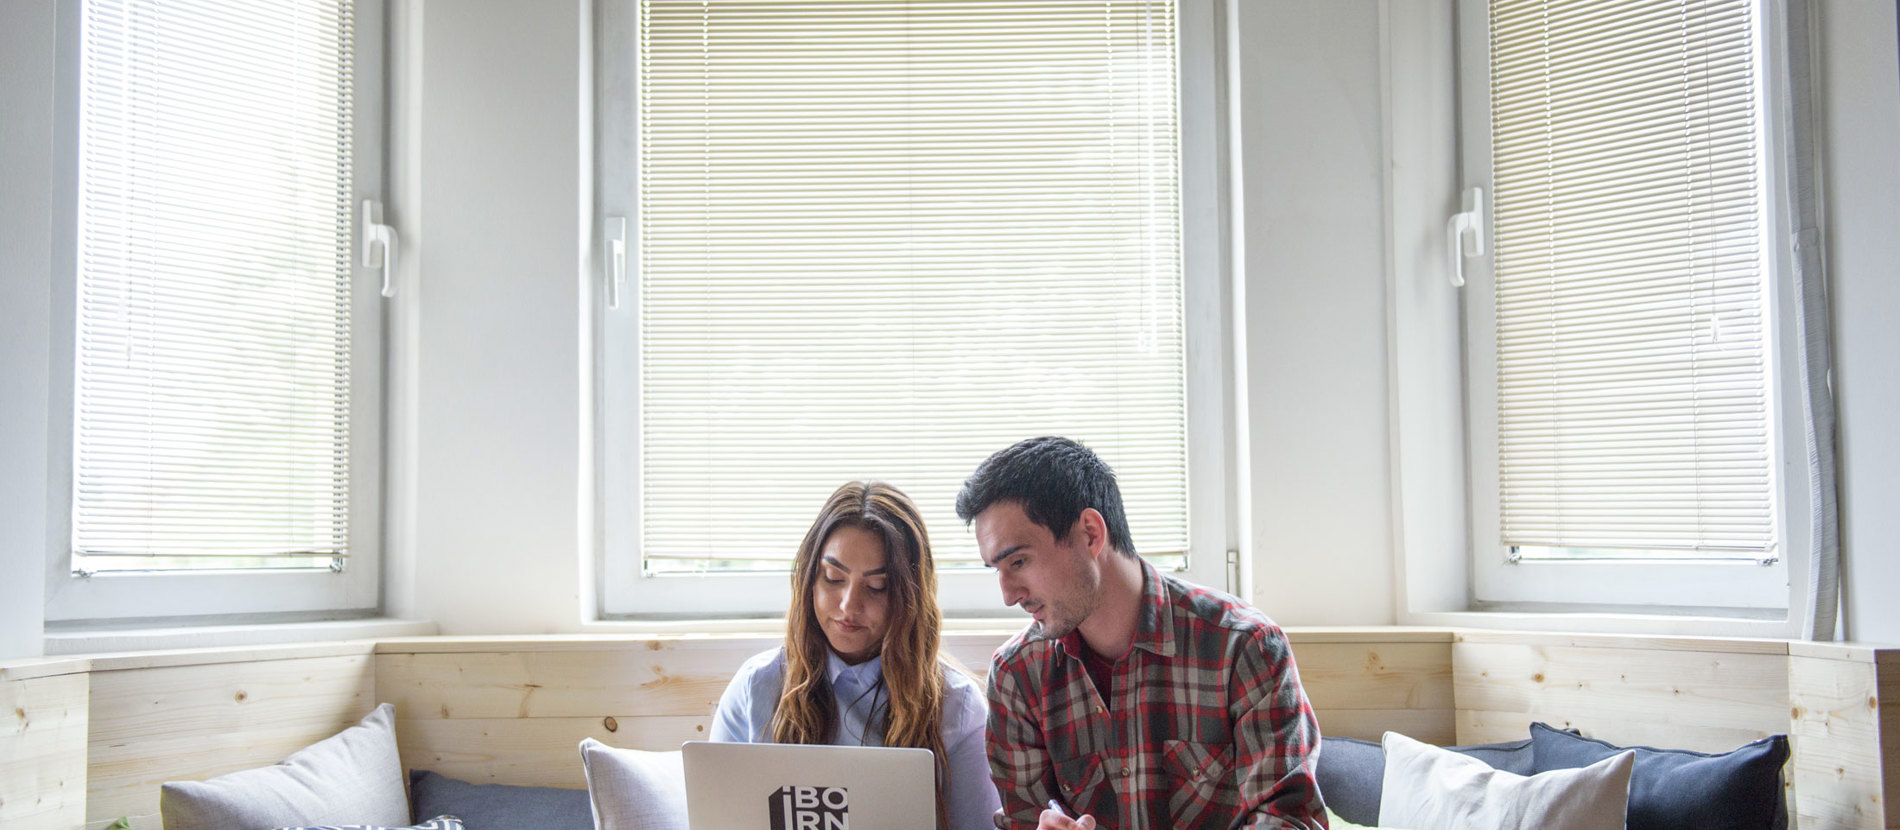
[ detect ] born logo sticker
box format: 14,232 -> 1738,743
769,785 -> 850,830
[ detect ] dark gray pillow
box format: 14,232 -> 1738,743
409,770 -> 593,830
1315,734 -> 1534,826
1529,722 -> 1789,830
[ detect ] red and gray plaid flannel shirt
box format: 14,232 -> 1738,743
985,562 -> 1327,830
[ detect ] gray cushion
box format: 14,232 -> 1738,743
162,703 -> 409,830
409,770 -> 592,830
1529,721 -> 1790,830
577,738 -> 688,830
1316,734 -> 1534,826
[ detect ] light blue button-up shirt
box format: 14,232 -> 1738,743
710,647 -> 1001,830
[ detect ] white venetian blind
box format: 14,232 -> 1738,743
636,0 -> 1185,571
73,0 -> 356,568
1489,0 -> 1775,555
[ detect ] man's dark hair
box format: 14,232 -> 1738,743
955,436 -> 1137,558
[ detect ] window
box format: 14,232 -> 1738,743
47,0 -> 385,621
597,0 -> 1230,617
1452,0 -> 1811,612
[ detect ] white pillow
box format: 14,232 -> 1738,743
1378,731 -> 1633,830
578,738 -> 689,830
160,703 -> 409,830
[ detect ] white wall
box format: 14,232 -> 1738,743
385,0 -> 591,633
1236,2 -> 1397,624
1817,1 -> 1900,643
0,0 -> 56,660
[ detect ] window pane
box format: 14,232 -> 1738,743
73,0 -> 357,572
1489,0 -> 1776,557
634,0 -> 1187,573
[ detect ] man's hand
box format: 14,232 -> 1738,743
1038,807 -> 1096,830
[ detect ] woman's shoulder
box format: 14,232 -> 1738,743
729,646 -> 788,694
934,659 -> 990,737
937,659 -> 987,704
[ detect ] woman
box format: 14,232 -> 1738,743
710,481 -> 1000,830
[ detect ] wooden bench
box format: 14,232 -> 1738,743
3,629 -> 1894,829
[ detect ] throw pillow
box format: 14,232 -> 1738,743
274,817 -> 463,830
1529,721 -> 1790,830
578,738 -> 689,830
1378,731 -> 1632,830
161,703 -> 409,830
410,770 -> 593,830
1316,734 -> 1534,826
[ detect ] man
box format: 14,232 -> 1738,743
957,437 -> 1326,830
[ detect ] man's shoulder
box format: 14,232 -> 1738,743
1158,572 -> 1287,648
990,623 -> 1059,674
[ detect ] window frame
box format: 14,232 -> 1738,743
42,0 -> 387,624
592,0 -> 1235,619
1449,0 -> 1810,615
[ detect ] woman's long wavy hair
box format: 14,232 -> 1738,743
771,481 -> 951,828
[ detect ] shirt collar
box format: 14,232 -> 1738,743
825,650 -> 883,687
1056,558 -> 1177,660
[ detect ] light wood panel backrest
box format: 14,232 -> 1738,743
2,628 -> 1892,829
374,630 -> 1459,788
1286,630 -> 1455,746
376,635 -> 774,788
1454,632 -> 1899,830
82,643 -> 379,830
1,669 -> 88,830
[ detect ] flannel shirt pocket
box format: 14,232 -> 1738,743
1162,739 -> 1236,828
1051,753 -> 1108,817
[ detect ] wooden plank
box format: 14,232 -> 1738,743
86,655 -> 377,829
83,640 -> 377,673
1453,629 -> 1792,656
1453,642 -> 1789,747
1791,641 -> 1888,663
1874,650 -> 1900,830
398,715 -> 704,789
377,649 -> 747,721
1295,642 -> 1453,711
0,657 -> 92,684
1313,708 -> 1454,746
375,634 -> 785,654
1790,655 -> 1885,830
0,674 -> 88,830
1284,627 -> 1457,645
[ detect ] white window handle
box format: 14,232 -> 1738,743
361,199 -> 397,297
1446,186 -> 1485,288
606,216 -> 628,310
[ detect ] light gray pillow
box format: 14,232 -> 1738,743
578,738 -> 688,830
161,703 -> 409,830
1378,731 -> 1633,830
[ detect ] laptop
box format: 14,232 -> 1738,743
682,740 -> 937,830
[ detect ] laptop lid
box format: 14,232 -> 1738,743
682,741 -> 937,830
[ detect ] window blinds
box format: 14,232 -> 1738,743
635,0 -> 1185,571
1489,0 -> 1775,555
73,0 -> 356,566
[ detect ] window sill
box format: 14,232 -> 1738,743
42,616 -> 438,656
578,615 -> 1029,637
